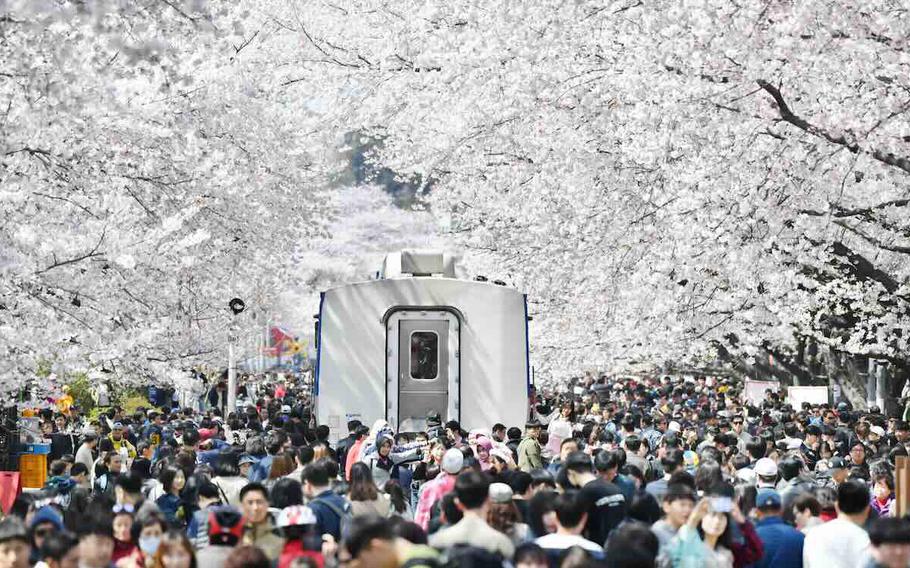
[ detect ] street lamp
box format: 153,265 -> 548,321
227,298 -> 245,413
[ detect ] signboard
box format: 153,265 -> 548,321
743,380 -> 778,405
788,386 -> 830,408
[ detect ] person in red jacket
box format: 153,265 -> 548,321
276,505 -> 325,568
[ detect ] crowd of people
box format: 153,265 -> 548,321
3,372 -> 910,568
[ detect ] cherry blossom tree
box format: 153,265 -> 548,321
245,0 -> 910,388
0,1 -> 336,392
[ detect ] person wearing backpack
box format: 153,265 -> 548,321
303,458 -> 352,541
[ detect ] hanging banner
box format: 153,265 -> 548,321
744,380 -> 778,405
788,386 -> 830,408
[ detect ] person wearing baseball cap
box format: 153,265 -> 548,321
517,420 -> 543,473
753,488 -> 804,568
754,458 -> 778,488
414,448 -> 464,531
108,422 -> 137,460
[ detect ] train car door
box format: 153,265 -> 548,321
385,309 -> 460,432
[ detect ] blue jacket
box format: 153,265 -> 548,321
156,493 -> 183,525
249,454 -> 273,482
754,516 -> 804,568
307,489 -> 349,541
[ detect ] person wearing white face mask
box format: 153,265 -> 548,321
871,472 -> 896,518
117,515 -> 166,568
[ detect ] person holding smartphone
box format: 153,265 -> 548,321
659,498 -> 736,568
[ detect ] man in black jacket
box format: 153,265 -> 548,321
565,451 -> 627,546
335,420 -> 361,475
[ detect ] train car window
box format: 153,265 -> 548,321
410,331 -> 439,380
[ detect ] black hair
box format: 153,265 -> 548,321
745,439 -> 766,460
628,490 -> 663,525
158,466 -> 184,495
594,449 -> 622,473
604,521 -> 659,568
731,454 -> 751,471
507,427 -> 522,440
384,480 -> 409,515
347,420 -> 362,433
837,480 -> 871,515
492,423 -> 506,434
507,471 -> 532,496
343,516 -> 394,559
39,531 -> 78,562
624,434 -> 642,453
553,490 -> 586,529
70,463 -> 89,478
793,493 -> 821,516
239,482 -> 269,503
869,517 -> 910,546
77,503 -> 114,538
663,483 -> 697,504
778,457 -> 802,481
266,431 -> 286,455
182,429 -> 200,447
301,458 -> 334,487
49,460 -> 67,477
198,481 -> 221,501
699,445 -> 722,465
269,478 -> 303,509
661,448 -> 685,472
212,454 -> 240,478
514,543 -> 548,566
440,493 -> 463,525
297,446 -> 315,467
694,461 -> 723,494
390,518 -> 427,545
454,471 -> 490,510
529,468 -> 556,489
527,490 -> 558,538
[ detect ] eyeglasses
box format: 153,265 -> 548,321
33,528 -> 55,538
112,503 -> 135,514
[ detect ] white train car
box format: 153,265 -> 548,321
315,251 -> 531,440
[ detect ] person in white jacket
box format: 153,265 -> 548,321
74,432 -> 97,477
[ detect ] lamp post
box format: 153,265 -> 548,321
227,298 -> 245,413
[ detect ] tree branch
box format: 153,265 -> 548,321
800,198 -> 910,218
757,79 -> 910,175
35,228 -> 106,274
833,219 -> 910,255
